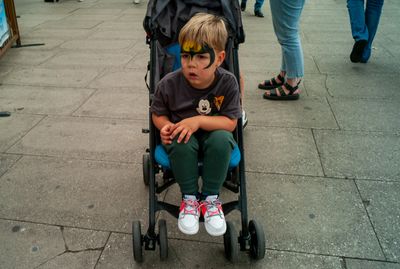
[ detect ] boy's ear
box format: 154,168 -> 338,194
216,50 -> 225,66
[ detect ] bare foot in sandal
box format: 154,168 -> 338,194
263,78 -> 301,101
258,72 -> 285,90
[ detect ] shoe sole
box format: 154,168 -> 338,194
263,93 -> 299,101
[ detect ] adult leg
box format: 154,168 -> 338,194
361,0 -> 384,62
347,0 -> 370,62
263,0 -> 304,99
164,136 -> 199,195
241,0 -> 247,11
254,0 -> 265,17
347,0 -> 369,41
201,130 -> 236,195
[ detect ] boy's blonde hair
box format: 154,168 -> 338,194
178,13 -> 228,52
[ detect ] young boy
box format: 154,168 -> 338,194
150,13 -> 242,236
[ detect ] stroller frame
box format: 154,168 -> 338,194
133,0 -> 265,263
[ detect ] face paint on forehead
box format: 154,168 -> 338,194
181,41 -> 215,69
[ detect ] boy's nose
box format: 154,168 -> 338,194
187,58 -> 196,67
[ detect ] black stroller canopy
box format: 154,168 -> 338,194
144,0 -> 245,45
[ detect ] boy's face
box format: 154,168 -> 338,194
180,41 -> 225,89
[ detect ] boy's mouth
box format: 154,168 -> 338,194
188,72 -> 198,79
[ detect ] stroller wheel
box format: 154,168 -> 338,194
132,221 -> 143,262
248,220 -> 266,260
158,219 -> 168,260
223,221 -> 239,262
142,154 -> 150,186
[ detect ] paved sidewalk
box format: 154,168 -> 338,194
0,0 -> 399,268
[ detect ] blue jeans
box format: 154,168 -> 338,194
347,0 -> 384,62
241,0 -> 264,12
270,0 -> 305,79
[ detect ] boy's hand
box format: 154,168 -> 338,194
160,123 -> 175,145
170,117 -> 200,144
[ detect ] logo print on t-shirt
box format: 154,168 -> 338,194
196,99 -> 212,115
214,96 -> 224,111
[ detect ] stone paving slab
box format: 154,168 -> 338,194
60,39 -> 134,51
240,55 -> 319,74
89,69 -> 148,89
42,52 -> 134,68
70,8 -> 124,15
7,116 -> 147,163
157,171 -> 384,260
24,28 -> 94,40
0,154 -> 20,177
0,49 -> 55,66
0,156 -> 149,232
329,98 -> 400,132
315,54 -> 400,75
243,126 -> 324,176
314,130 -> 400,181
2,0 -> 399,268
302,74 -> 330,97
245,173 -> 383,259
97,232 -> 342,269
243,97 -> 338,129
88,29 -> 142,40
37,251 -> 101,269
63,227 -> 109,251
125,52 -> 151,69
67,13 -> 122,22
96,21 -> 143,30
1,67 -> 100,88
36,19 -> 103,30
326,74 -> 400,98
17,38 -> 66,50
73,88 -> 148,120
0,219 -> 65,269
0,113 -> 44,152
345,259 -> 400,269
357,180 -> 400,262
0,85 -> 94,115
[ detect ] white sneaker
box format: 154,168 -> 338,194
133,0 -> 140,4
201,195 -> 226,236
242,110 -> 248,129
178,195 -> 200,235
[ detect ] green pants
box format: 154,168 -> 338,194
164,130 -> 236,195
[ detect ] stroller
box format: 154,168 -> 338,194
133,0 -> 266,263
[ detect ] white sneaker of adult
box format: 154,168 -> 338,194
133,0 -> 140,4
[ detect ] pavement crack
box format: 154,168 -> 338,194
94,232 -> 112,269
326,96 -> 341,130
353,179 -> 388,260
60,226 -> 69,251
311,129 -> 327,177
340,257 -> 348,269
324,74 -> 334,97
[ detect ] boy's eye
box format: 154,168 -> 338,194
181,54 -> 189,59
198,54 -> 208,59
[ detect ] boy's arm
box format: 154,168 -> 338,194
170,115 -> 237,144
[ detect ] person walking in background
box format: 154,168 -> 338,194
240,0 -> 265,18
347,0 -> 384,63
258,0 -> 305,100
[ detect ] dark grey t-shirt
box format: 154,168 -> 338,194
150,67 -> 241,123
